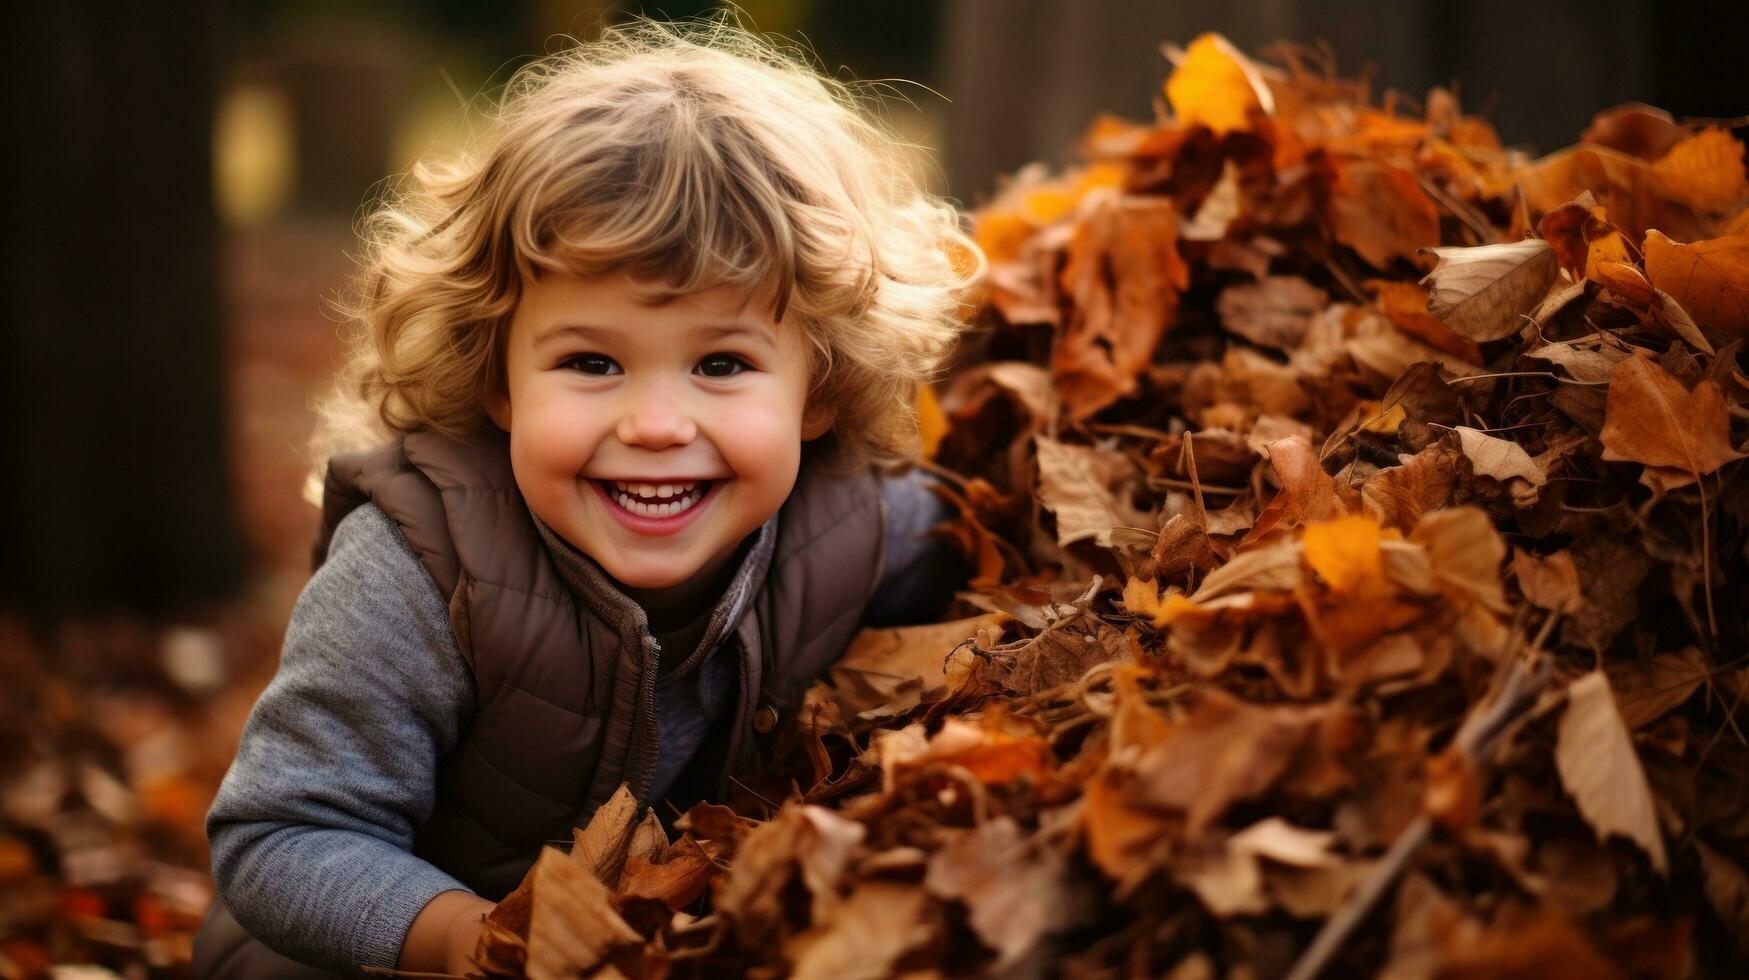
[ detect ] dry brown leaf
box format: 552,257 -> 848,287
1511,548 -> 1580,613
1182,160 -> 1242,241
1055,193 -> 1188,419
1131,691 -> 1327,834
1600,351 -> 1744,476
1555,672 -> 1669,875
1217,276 -> 1329,350
572,785 -> 641,890
1651,288 -> 1715,353
1410,506 -> 1508,612
618,837 -> 720,911
716,804 -> 867,948
1262,434 -> 1341,524
984,361 -> 1059,424
1642,229 -> 1749,334
525,845 -> 643,980
1455,426 -> 1548,487
1580,103 -> 1687,161
786,881 -> 931,980
1604,648 -> 1708,731
1192,540 -> 1303,600
1514,141 -> 1713,243
1419,239 -> 1559,341
924,816 -> 1077,968
1525,336 -> 1629,384
1178,818 -> 1344,918
1035,435 -> 1154,547
1329,157 -> 1440,269
829,613 -> 1006,718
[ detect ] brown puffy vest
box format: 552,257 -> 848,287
313,422 -> 885,900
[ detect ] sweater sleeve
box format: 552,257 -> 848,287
205,503 -> 479,978
861,466 -> 974,628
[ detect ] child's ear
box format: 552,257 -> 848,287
801,400 -> 835,441
484,388 -> 512,432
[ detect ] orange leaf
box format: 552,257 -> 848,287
1642,229 -> 1749,333
1368,279 -> 1484,362
1083,769 -> 1171,878
1301,515 -> 1383,594
1164,33 -> 1274,135
1054,195 -> 1187,419
1600,351 -> 1744,476
1330,158 -> 1440,269
1651,127 -> 1749,215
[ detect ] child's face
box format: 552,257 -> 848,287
487,270 -> 832,591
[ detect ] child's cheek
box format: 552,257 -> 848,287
708,400 -> 803,469
513,390 -> 603,478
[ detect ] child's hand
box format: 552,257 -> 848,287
399,889 -> 497,976
445,896 -> 496,976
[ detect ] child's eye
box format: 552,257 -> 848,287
559,354 -> 620,375
697,354 -> 752,378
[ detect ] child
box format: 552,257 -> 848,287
192,15 -> 981,979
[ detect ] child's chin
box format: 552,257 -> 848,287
599,554 -> 700,590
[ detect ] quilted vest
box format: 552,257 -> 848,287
313,422 -> 886,900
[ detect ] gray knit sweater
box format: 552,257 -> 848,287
204,467 -> 965,976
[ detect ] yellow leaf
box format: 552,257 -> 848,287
1154,593 -> 1207,628
1301,515 -> 1383,594
1165,33 -> 1273,135
1122,575 -> 1164,618
1583,230 -> 1633,283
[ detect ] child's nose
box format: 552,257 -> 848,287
614,388 -> 697,449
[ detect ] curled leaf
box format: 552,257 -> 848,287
1419,239 -> 1559,341
1455,426 -> 1548,486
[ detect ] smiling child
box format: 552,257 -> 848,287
192,14 -> 981,979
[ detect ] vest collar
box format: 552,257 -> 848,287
528,506 -> 778,675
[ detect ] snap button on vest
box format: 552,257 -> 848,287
753,704 -> 780,733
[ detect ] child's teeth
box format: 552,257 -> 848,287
614,484 -> 705,518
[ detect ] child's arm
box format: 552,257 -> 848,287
206,503 -> 483,977
862,466 -> 975,627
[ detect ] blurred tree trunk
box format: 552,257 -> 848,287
1,1 -> 243,619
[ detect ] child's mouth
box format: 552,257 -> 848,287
592,478 -> 722,535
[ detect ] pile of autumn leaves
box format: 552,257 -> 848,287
472,35 -> 1749,979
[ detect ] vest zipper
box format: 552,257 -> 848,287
629,634 -> 662,806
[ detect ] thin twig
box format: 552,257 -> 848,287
1144,477 -> 1249,495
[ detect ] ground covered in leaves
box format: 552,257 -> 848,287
471,34 -> 1749,980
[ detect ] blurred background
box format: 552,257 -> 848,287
0,0 -> 1742,974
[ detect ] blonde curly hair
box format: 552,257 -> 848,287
307,11 -> 984,504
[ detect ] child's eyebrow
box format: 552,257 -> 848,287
536,322 -> 774,348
